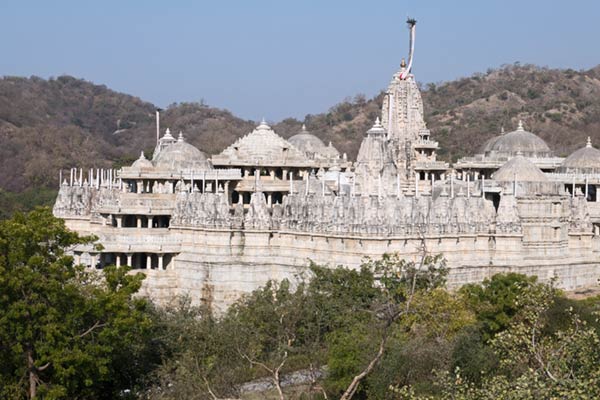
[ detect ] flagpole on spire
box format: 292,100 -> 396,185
400,18 -> 416,80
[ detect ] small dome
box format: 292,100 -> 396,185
493,155 -> 548,182
154,141 -> 212,171
288,124 -> 339,159
322,142 -> 340,159
560,137 -> 600,172
288,125 -> 327,154
482,121 -> 551,157
131,151 -> 153,169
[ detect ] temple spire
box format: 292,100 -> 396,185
586,136 -> 592,148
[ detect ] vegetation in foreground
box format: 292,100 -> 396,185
1,208 -> 600,399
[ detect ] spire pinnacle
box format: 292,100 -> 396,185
139,150 -> 146,160
301,124 -> 306,132
257,118 -> 270,130
177,131 -> 185,142
587,136 -> 592,148
517,120 -> 524,131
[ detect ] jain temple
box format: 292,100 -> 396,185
54,21 -> 600,310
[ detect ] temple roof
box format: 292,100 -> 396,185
482,121 -> 551,157
154,135 -> 212,171
288,125 -> 340,160
131,151 -> 153,169
213,120 -> 310,166
560,137 -> 600,171
493,155 -> 548,182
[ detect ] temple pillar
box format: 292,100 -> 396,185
148,216 -> 154,228
146,254 -> 152,269
282,169 -> 288,180
126,253 -> 133,267
90,253 -> 97,269
137,216 -> 142,228
116,254 -> 121,267
267,193 -> 272,206
270,169 -> 275,180
136,180 -> 143,194
158,255 -> 164,270
116,216 -> 122,228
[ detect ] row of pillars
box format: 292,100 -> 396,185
74,252 -> 170,270
109,215 -> 170,228
61,168 -> 121,189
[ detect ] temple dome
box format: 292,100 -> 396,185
482,121 -> 551,157
560,137 -> 600,172
288,125 -> 339,160
154,139 -> 212,171
492,155 -> 548,182
322,142 -> 340,159
214,119 -> 310,165
131,151 -> 153,169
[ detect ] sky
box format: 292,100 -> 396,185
1,0 -> 599,121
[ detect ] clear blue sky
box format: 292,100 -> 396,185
1,0 -> 599,121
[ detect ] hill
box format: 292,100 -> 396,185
1,63 -> 600,216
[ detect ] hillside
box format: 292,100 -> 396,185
1,63 -> 600,216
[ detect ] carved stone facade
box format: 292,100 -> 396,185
53,25 -> 600,311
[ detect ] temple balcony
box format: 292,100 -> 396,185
95,193 -> 177,215
455,155 -> 564,171
414,160 -> 449,171
414,138 -> 439,149
119,167 -> 242,180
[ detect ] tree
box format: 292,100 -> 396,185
392,280 -> 600,400
460,273 -> 539,340
0,208 -> 154,399
320,253 -> 448,399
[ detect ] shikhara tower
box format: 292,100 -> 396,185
381,19 -> 446,182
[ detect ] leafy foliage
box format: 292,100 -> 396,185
0,208 -> 157,399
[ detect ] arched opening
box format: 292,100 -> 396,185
275,167 -> 283,179
243,192 -> 251,205
272,192 -> 283,204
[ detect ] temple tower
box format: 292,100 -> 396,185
381,19 -> 445,183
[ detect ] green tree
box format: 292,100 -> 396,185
321,253 -> 448,400
460,273 -> 538,340
0,208 -> 154,399
393,280 -> 600,400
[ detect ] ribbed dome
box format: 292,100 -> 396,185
131,151 -> 153,169
482,121 -> 551,157
154,141 -> 212,171
560,138 -> 600,172
215,119 -> 309,165
493,155 -> 548,182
